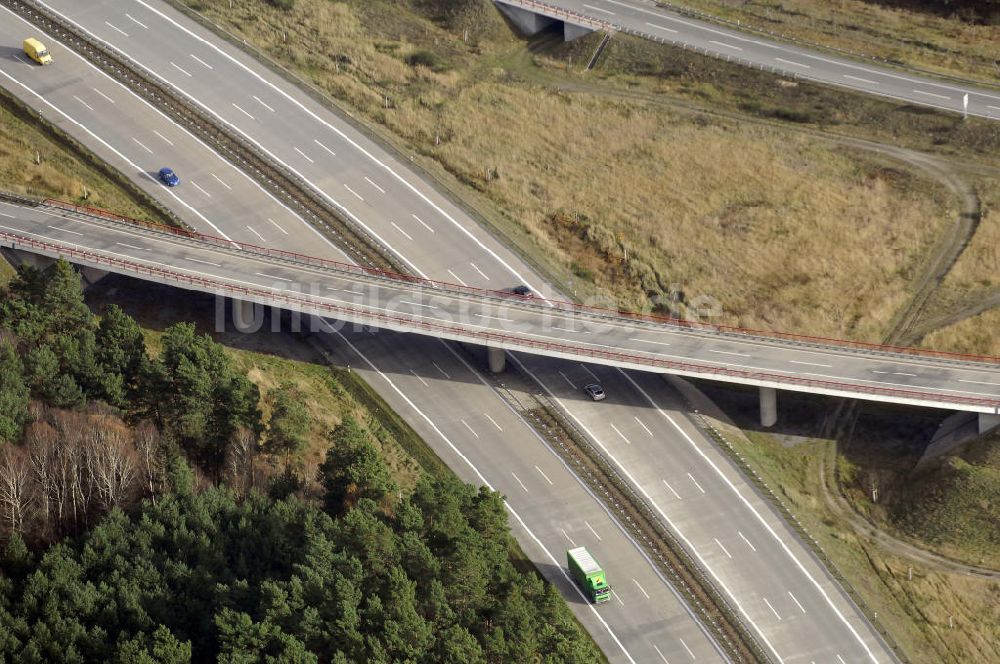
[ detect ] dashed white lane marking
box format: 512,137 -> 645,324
469,262 -> 490,280
662,479 -> 682,500
612,589 -> 625,607
763,597 -> 782,620
788,591 -> 807,614
13,54 -> 31,68
738,531 -> 757,552
584,3 -> 614,14
634,416 -> 653,436
170,61 -> 191,77
152,129 -> 173,146
632,578 -> 651,599
190,181 -> 211,198
447,269 -> 468,287
116,242 -> 150,251
409,369 -> 428,387
390,221 -> 413,241
646,21 -> 678,33
189,53 -> 213,70
130,137 -> 153,154
913,89 -> 951,100
344,184 -> 364,201
412,213 -> 434,233
553,325 -> 588,334
845,74 -> 878,85
679,637 -> 696,661
185,256 -> 220,267
313,138 -> 336,156
775,57 -> 810,68
536,465 -> 554,485
293,146 -> 313,163
0,212 -> 13,219
960,379 -> 1000,386
125,13 -> 149,29
253,95 -> 276,112
714,537 -> 732,559
687,472 -> 706,494
630,337 -> 672,347
364,176 -> 386,194
104,21 -> 129,37
92,88 -> 115,104
461,418 -> 479,439
245,225 -> 265,242
561,528 -> 577,547
559,371 -> 577,389
432,362 -> 451,379
231,103 -> 255,120
709,40 -> 742,50
474,313 -> 513,322
48,226 -> 83,236
894,372 -> 917,377
584,520 -> 601,540
837,654 -> 847,664
267,217 -> 288,234
581,364 -> 600,381
789,360 -> 832,367
610,423 -> 631,445
73,95 -> 94,111
211,173 -> 231,190
397,299 -> 437,310
511,471 -> 529,493
485,413 -> 504,432
708,349 -> 751,357
254,272 -> 292,282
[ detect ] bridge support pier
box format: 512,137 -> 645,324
487,346 -> 506,373
980,413 -> 1000,435
232,298 -> 264,333
760,386 -> 777,428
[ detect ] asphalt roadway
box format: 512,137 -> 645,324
1,1 -> 906,661
517,0 -> 1000,120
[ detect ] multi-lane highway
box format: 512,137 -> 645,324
0,0 -> 922,661
6,199 -> 999,417
500,0 -> 1000,120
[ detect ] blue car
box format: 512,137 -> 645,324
158,167 -> 180,187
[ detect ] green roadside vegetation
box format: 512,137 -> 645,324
0,262 -> 605,662
654,0 -> 1000,84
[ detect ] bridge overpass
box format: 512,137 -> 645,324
3,196 -> 999,429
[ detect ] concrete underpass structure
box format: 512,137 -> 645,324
495,0 -> 598,41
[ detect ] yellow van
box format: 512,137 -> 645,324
23,38 -> 52,65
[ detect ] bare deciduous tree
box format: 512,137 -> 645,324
26,421 -> 58,538
225,426 -> 257,498
134,420 -> 162,504
0,445 -> 33,537
85,416 -> 137,511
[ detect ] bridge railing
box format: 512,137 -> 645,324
39,198 -> 1000,367
4,228 -> 999,411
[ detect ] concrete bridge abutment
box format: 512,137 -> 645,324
495,2 -> 595,42
980,412 -> 1000,435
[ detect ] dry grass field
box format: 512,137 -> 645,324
179,0 -> 955,341
661,0 -> 1000,83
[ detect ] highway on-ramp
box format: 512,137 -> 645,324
0,0 -> 916,661
504,0 -> 1000,120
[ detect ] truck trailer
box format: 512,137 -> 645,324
567,547 -> 610,603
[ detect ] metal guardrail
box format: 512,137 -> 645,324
37,198 -> 1000,369
3,218 -> 999,412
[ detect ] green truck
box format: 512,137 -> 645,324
567,547 -> 610,604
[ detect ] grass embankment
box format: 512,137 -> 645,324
0,87 -> 173,224
706,406 -> 1000,664
657,0 -> 1000,83
178,0 -> 958,342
